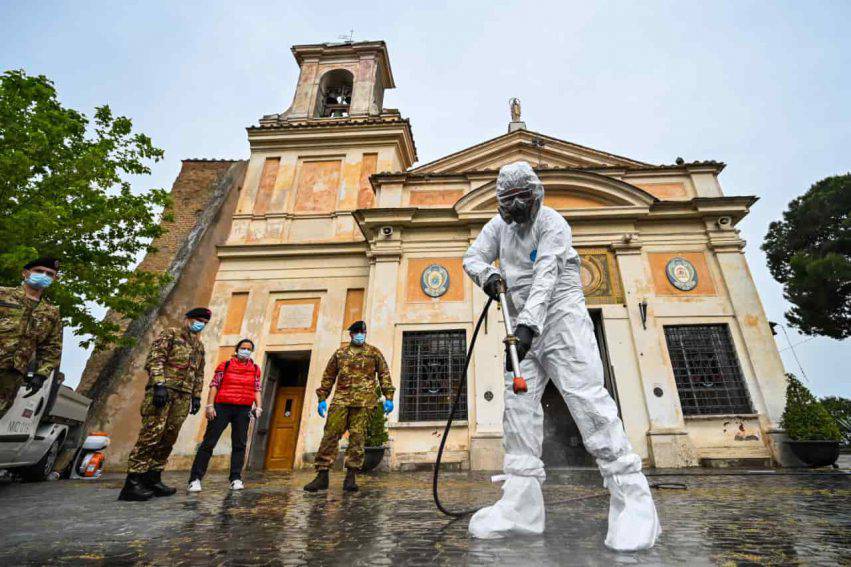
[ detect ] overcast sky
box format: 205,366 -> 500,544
2,1 -> 848,397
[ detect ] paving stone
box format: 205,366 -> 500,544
0,469 -> 848,566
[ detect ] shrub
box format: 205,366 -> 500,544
781,374 -> 842,441
820,396 -> 851,447
364,401 -> 389,447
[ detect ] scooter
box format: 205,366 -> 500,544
69,432 -> 110,479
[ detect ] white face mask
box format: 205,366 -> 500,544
237,348 -> 252,360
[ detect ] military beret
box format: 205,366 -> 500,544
185,307 -> 212,321
347,320 -> 366,333
24,257 -> 60,271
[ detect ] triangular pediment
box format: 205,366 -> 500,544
454,170 -> 657,215
410,129 -> 649,174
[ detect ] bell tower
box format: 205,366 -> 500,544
264,41 -> 396,122
233,40 -> 416,245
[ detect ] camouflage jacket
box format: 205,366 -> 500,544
144,327 -> 205,397
317,343 -> 394,407
0,286 -> 63,377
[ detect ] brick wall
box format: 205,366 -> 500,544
78,159 -> 247,466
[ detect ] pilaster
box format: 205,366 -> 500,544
613,236 -> 699,467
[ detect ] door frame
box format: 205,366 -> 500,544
540,307 -> 622,468
590,308 -> 621,415
246,350 -> 311,471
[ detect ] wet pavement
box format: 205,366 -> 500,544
0,468 -> 849,566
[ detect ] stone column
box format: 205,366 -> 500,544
613,238 -> 698,467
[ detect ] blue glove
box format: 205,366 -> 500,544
383,399 -> 394,414
318,400 -> 328,418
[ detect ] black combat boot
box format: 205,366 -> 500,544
118,473 -> 154,501
144,470 -> 177,497
343,468 -> 358,492
303,470 -> 329,492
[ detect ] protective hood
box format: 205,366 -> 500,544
495,161 -> 544,225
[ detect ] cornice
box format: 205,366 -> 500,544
217,241 -> 367,259
247,117 -> 417,166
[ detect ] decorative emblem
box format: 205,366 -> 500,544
665,257 -> 698,291
421,264 -> 450,298
580,257 -> 605,296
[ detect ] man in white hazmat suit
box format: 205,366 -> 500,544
462,161 -> 661,551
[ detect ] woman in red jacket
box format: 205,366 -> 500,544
188,339 -> 262,492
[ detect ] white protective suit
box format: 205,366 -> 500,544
462,161 -> 661,551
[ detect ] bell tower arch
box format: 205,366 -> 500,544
275,41 -> 396,122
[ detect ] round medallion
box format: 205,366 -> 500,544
580,258 -> 604,295
665,257 -> 698,291
421,264 -> 450,298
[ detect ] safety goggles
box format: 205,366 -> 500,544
496,186 -> 536,205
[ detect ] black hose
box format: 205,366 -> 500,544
431,298 -> 694,517
433,297 -> 493,517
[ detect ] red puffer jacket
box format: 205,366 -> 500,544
214,357 -> 261,406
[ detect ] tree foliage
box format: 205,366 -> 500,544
762,174 -> 851,339
781,374 -> 841,441
0,70 -> 171,347
820,395 -> 851,446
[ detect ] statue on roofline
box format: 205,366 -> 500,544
510,98 -> 521,122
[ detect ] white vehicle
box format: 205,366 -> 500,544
0,371 -> 92,481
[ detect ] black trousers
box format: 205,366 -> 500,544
190,403 -> 251,481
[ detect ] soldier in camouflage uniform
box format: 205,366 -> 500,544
119,307 -> 210,502
0,257 -> 63,420
304,320 -> 395,493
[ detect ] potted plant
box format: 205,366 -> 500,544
361,400 -> 389,472
781,374 -> 842,467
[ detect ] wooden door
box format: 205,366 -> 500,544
265,386 -> 305,470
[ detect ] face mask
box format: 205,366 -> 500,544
497,190 -> 538,225
352,333 -> 366,345
25,273 -> 54,289
189,321 -> 206,333
237,348 -> 252,360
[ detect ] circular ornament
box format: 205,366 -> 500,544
580,258 -> 604,295
665,257 -> 698,291
421,264 -> 450,298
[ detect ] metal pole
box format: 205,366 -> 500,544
497,287 -> 527,394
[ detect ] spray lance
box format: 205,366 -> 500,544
496,279 -> 527,395
432,283 -> 526,517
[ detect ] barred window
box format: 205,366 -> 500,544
400,330 -> 467,422
664,324 -> 753,416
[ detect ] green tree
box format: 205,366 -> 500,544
820,396 -> 851,446
762,174 -> 851,339
781,374 -> 841,441
0,70 -> 170,347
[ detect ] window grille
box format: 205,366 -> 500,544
400,330 -> 468,422
664,324 -> 753,416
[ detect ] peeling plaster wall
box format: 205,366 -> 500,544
78,160 -> 247,469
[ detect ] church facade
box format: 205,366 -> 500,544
82,40 -> 793,472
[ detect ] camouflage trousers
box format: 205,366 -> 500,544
127,388 -> 191,474
314,404 -> 370,471
0,369 -> 24,420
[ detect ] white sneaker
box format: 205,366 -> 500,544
230,479 -> 245,491
188,479 -> 202,493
